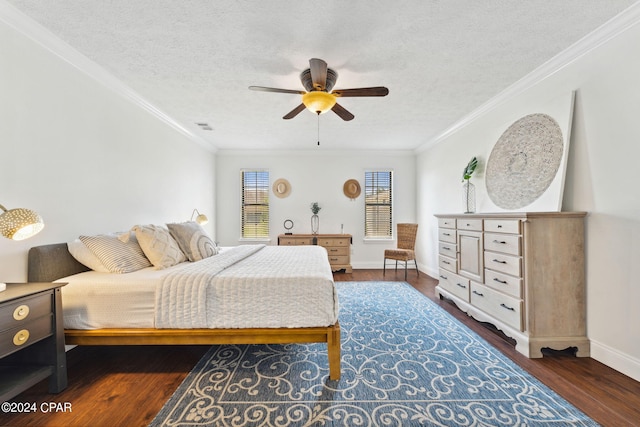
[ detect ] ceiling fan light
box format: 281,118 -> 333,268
302,91 -> 337,114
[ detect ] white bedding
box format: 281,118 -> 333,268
56,245 -> 338,330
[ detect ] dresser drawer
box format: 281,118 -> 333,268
484,219 -> 521,234
318,237 -> 350,247
438,255 -> 457,273
484,233 -> 521,256
437,218 -> 456,229
328,255 -> 349,265
0,292 -> 52,333
438,270 -> 470,302
438,242 -> 457,258
484,251 -> 522,277
0,315 -> 53,359
438,228 -> 456,244
325,246 -> 349,256
457,219 -> 483,231
470,283 -> 523,331
280,237 -> 314,245
484,269 -> 522,298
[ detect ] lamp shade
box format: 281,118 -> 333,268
0,204 -> 45,240
302,91 -> 337,114
191,209 -> 208,225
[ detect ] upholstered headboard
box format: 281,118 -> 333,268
28,243 -> 90,282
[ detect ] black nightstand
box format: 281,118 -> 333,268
0,283 -> 67,402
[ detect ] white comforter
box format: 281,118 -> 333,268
155,244 -> 338,329
58,245 -> 338,330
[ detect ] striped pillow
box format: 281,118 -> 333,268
80,233 -> 152,273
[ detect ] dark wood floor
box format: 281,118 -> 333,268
2,270 -> 639,426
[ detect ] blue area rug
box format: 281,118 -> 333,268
150,282 -> 597,426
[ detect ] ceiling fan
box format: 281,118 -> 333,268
249,58 -> 389,121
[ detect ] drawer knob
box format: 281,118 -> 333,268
456,282 -> 467,289
493,240 -> 507,244
493,278 -> 508,284
473,290 -> 484,297
13,304 -> 30,321
13,329 -> 30,346
493,259 -> 508,264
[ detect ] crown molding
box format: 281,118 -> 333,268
415,2 -> 640,154
0,1 -> 216,153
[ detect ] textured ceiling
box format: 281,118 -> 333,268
6,0 -> 638,151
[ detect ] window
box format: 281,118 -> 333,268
364,170 -> 393,238
241,169 -> 269,239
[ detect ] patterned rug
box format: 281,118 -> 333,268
149,282 -> 597,426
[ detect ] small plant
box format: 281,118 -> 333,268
462,156 -> 478,182
310,202 -> 321,215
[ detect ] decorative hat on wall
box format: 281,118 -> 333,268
272,178 -> 291,198
343,179 -> 361,200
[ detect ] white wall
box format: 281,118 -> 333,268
416,7 -> 640,380
216,150 -> 415,268
0,6 -> 216,281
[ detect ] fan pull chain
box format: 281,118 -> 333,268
317,112 -> 320,146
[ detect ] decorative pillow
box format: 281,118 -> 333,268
132,224 -> 186,269
166,221 -> 217,262
67,239 -> 110,272
79,232 -> 152,273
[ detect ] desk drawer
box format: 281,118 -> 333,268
484,269 -> 522,298
0,315 -> 53,358
0,292 -> 52,333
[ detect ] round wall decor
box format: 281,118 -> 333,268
272,178 -> 291,198
485,113 -> 564,210
343,179 -> 361,200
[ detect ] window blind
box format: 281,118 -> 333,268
241,170 -> 270,238
364,170 -> 393,238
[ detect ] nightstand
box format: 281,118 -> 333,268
0,283 -> 67,402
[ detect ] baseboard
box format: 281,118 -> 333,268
590,339 -> 640,382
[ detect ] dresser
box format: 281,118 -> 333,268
0,283 -> 67,402
278,234 -> 352,273
435,212 -> 589,358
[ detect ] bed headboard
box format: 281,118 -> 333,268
28,243 -> 90,282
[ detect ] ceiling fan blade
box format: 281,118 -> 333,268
249,86 -> 305,95
332,87 -> 389,97
283,103 -> 306,120
331,103 -> 355,121
309,58 -> 328,91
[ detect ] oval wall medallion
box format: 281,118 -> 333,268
485,113 -> 564,210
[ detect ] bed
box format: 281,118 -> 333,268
27,242 -> 341,380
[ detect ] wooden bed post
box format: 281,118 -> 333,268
328,322 -> 341,380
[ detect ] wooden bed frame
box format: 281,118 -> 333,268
28,243 -> 341,380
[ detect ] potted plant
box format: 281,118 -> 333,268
462,157 -> 478,213
310,202 -> 321,234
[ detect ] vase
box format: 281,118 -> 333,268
311,214 -> 319,234
462,181 -> 476,214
